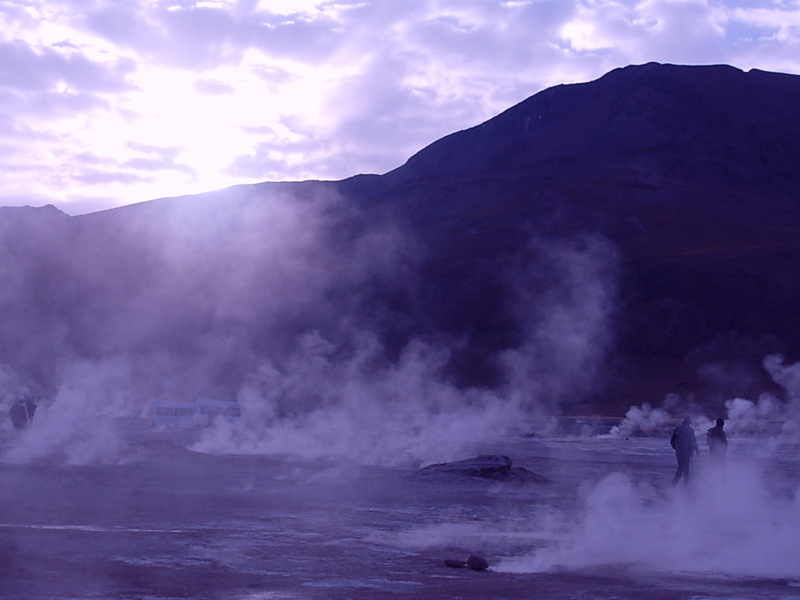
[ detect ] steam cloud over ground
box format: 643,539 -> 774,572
497,458 -> 800,579
2,193 -> 800,597
1,186 -> 621,467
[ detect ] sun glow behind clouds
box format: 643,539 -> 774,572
0,0 -> 370,211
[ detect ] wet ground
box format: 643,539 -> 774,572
2,423 -> 799,600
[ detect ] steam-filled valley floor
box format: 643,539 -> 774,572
2,420 -> 800,600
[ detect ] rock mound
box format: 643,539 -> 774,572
417,455 -> 549,483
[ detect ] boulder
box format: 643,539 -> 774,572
467,555 -> 490,571
444,559 -> 467,568
417,455 -> 550,483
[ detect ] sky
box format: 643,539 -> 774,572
2,0 -> 800,215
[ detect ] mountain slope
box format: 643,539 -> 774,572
3,62 -> 800,415
339,62 -> 800,409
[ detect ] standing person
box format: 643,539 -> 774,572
671,416 -> 700,486
9,397 -> 36,430
706,418 -> 728,462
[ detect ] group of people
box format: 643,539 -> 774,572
670,416 -> 728,486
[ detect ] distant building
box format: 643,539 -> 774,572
150,398 -> 242,429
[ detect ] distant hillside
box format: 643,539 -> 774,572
341,62 -> 800,411
2,63 -> 800,416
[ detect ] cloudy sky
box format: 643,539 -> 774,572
2,0 -> 799,215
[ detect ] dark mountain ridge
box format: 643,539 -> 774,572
393,63 -> 800,180
3,62 -> 800,415
339,63 -> 800,408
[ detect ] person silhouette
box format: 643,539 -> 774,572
9,397 -> 37,430
670,416 -> 699,486
706,418 -> 728,463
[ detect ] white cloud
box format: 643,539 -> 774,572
1,0 -> 800,213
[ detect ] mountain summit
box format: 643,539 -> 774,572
398,62 -> 800,180
3,63 -> 800,415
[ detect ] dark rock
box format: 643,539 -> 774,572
444,559 -> 467,568
417,455 -> 550,483
467,555 -> 490,571
421,455 -> 511,478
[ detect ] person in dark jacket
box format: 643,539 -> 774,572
706,418 -> 728,462
671,416 -> 700,486
9,397 -> 36,430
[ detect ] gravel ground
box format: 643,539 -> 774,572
2,425 -> 799,600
